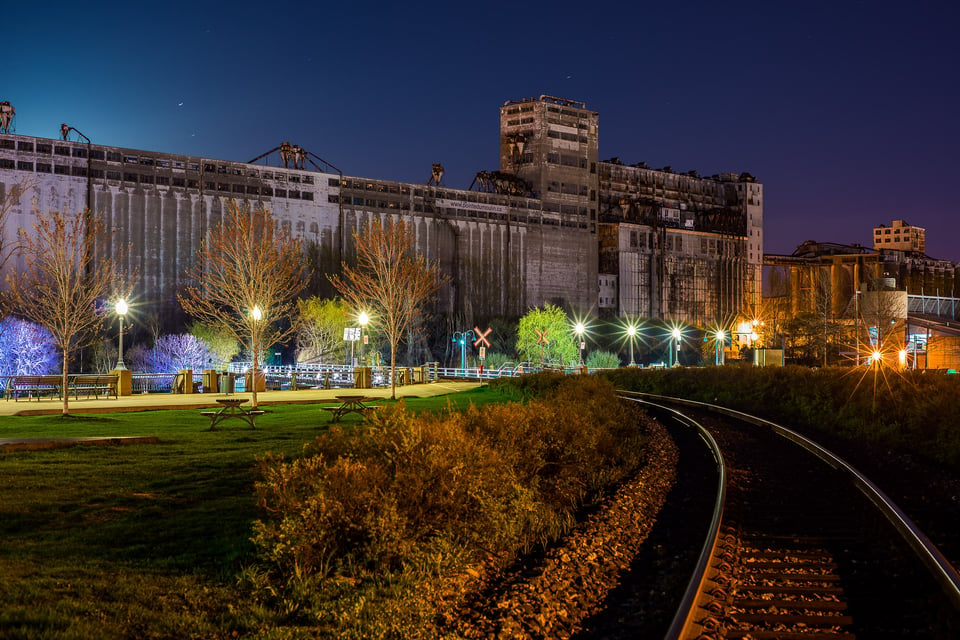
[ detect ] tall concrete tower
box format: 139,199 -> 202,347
499,96 -> 599,233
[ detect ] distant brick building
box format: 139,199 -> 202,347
873,219 -> 925,253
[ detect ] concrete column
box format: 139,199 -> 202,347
110,369 -> 133,396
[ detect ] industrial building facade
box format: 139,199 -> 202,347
763,240 -> 960,367
0,95 -> 762,330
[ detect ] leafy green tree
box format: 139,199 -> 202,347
295,297 -> 349,364
189,323 -> 240,370
516,304 -> 578,365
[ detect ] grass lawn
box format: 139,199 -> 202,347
0,387 -> 509,639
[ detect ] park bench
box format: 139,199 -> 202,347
70,374 -> 119,400
4,375 -> 64,401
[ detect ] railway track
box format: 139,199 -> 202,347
626,396 -> 960,640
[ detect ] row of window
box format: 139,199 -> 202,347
878,237 -> 920,244
875,228 -> 919,235
504,117 -> 536,127
545,105 -> 590,119
335,179 -> 552,210
546,130 -> 589,143
503,104 -> 535,115
546,152 -> 590,169
337,178 -> 410,194
2,160 -> 315,200
547,181 -> 594,198
330,192 -> 592,220
506,103 -> 590,118
3,140 -> 315,184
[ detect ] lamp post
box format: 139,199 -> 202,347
671,327 -> 682,367
626,324 -> 637,367
855,290 -> 861,366
575,322 -> 585,366
358,311 -> 369,365
114,299 -> 128,370
452,330 -> 474,373
715,330 -> 725,366
251,304 -> 262,373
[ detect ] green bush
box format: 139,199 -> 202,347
487,370 -> 567,400
586,349 -> 621,369
481,351 -> 513,370
602,365 -> 960,467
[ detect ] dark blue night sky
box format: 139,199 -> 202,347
5,1 -> 958,259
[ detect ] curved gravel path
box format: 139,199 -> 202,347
452,415 -> 678,639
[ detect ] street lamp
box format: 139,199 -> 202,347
114,299 -> 128,370
358,311 -> 369,365
671,327 -> 682,367
574,322 -> 585,366
452,330 -> 474,373
855,290 -> 861,366
626,324 -> 637,367
251,304 -> 262,366
715,329 -> 725,366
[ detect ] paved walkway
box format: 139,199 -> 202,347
0,381 -> 480,417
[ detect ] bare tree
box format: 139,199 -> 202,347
5,206 -> 126,415
178,200 -> 305,408
330,219 -> 446,399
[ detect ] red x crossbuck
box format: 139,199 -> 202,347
473,326 -> 492,348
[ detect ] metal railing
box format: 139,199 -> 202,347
2,361 -> 603,396
908,293 -> 960,320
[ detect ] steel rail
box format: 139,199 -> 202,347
619,397 -> 727,640
625,391 -> 960,624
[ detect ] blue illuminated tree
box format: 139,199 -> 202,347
146,334 -> 214,373
0,317 -> 59,376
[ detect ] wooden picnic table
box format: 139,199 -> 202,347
322,394 -> 380,422
201,398 -> 264,430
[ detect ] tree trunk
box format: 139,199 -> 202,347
61,351 -> 70,416
390,341 -> 397,400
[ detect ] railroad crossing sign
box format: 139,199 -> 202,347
473,326 -> 492,348
536,329 -> 550,345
